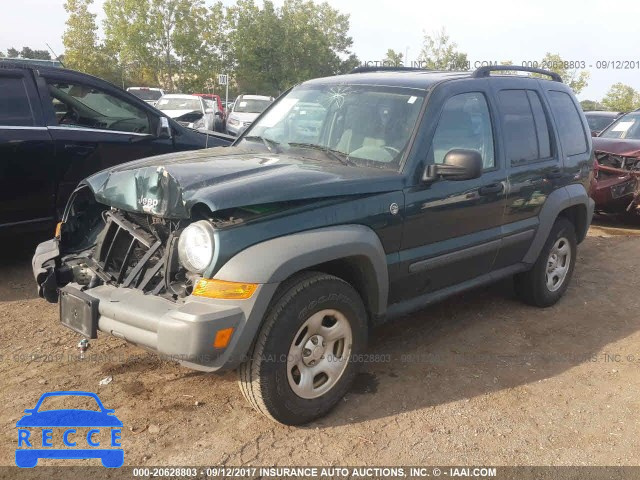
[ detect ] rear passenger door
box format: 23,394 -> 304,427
0,68 -> 55,230
489,78 -> 564,269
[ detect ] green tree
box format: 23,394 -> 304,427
338,53 -> 360,74
580,99 -> 605,111
2,47 -> 51,60
418,28 -> 468,70
539,53 -> 589,94
226,0 -> 355,96
19,47 -> 51,60
62,0 -> 116,80
601,83 -> 640,112
383,49 -> 403,66
104,0 -> 221,91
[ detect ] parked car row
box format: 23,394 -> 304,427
126,88 -> 275,137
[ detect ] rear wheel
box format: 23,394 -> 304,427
514,216 -> 577,307
238,272 -> 368,425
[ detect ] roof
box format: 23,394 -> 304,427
0,60 -> 118,85
239,94 -> 273,100
160,94 -> 202,99
302,65 -> 564,91
303,70 -> 469,91
584,110 -> 623,116
0,57 -> 62,68
127,86 -> 163,91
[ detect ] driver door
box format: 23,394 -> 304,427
392,82 -> 508,303
38,71 -> 174,215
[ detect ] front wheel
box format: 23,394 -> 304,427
238,272 -> 368,425
514,216 -> 577,307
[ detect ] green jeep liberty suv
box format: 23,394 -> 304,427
33,66 -> 595,425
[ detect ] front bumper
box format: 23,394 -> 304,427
33,240 -> 278,372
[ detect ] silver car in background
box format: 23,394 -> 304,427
156,94 -> 216,131
226,94 -> 274,136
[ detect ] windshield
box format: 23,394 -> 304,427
157,97 -> 202,112
587,114 -> 618,132
234,98 -> 272,113
242,84 -> 425,171
600,113 -> 640,139
129,89 -> 163,101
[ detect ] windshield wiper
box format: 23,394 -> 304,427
243,135 -> 281,153
287,143 -> 355,166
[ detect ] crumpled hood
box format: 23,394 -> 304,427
162,109 -> 203,120
593,137 -> 640,157
83,147 -> 403,219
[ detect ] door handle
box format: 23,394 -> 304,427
478,183 -> 504,196
64,143 -> 96,156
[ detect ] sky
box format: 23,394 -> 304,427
2,0 -> 639,101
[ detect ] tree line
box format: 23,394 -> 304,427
2,8 -> 638,110
56,0 -> 358,98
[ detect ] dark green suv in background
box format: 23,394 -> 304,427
33,66 -> 595,425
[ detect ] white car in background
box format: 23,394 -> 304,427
226,94 -> 274,136
156,94 -> 216,131
126,87 -> 165,106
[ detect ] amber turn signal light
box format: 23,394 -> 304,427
192,279 -> 258,300
213,327 -> 234,349
55,222 -> 63,239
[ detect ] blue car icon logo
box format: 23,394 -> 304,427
15,391 -> 123,468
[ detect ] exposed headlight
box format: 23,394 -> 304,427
228,117 -> 239,126
178,221 -> 215,273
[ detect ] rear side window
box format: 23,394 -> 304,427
0,76 -> 34,126
548,90 -> 587,156
498,89 -> 551,165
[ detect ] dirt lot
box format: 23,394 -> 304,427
1,219 -> 639,467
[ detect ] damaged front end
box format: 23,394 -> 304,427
34,184 -> 285,303
592,142 -> 640,216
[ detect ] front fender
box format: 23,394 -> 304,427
214,224 -> 389,316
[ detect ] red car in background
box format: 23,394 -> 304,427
193,93 -> 226,131
592,110 -> 640,218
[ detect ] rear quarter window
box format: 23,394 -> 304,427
548,90 -> 588,156
0,76 -> 34,126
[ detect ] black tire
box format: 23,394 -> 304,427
514,216 -> 577,307
238,272 -> 368,425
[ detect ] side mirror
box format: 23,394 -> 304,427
157,116 -> 172,140
205,108 -> 214,114
423,149 -> 483,183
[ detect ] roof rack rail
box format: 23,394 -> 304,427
350,66 -> 428,74
472,65 -> 562,83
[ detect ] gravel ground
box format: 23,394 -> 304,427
0,219 -> 639,467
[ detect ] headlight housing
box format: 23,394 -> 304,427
228,117 -> 239,126
178,221 -> 215,273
